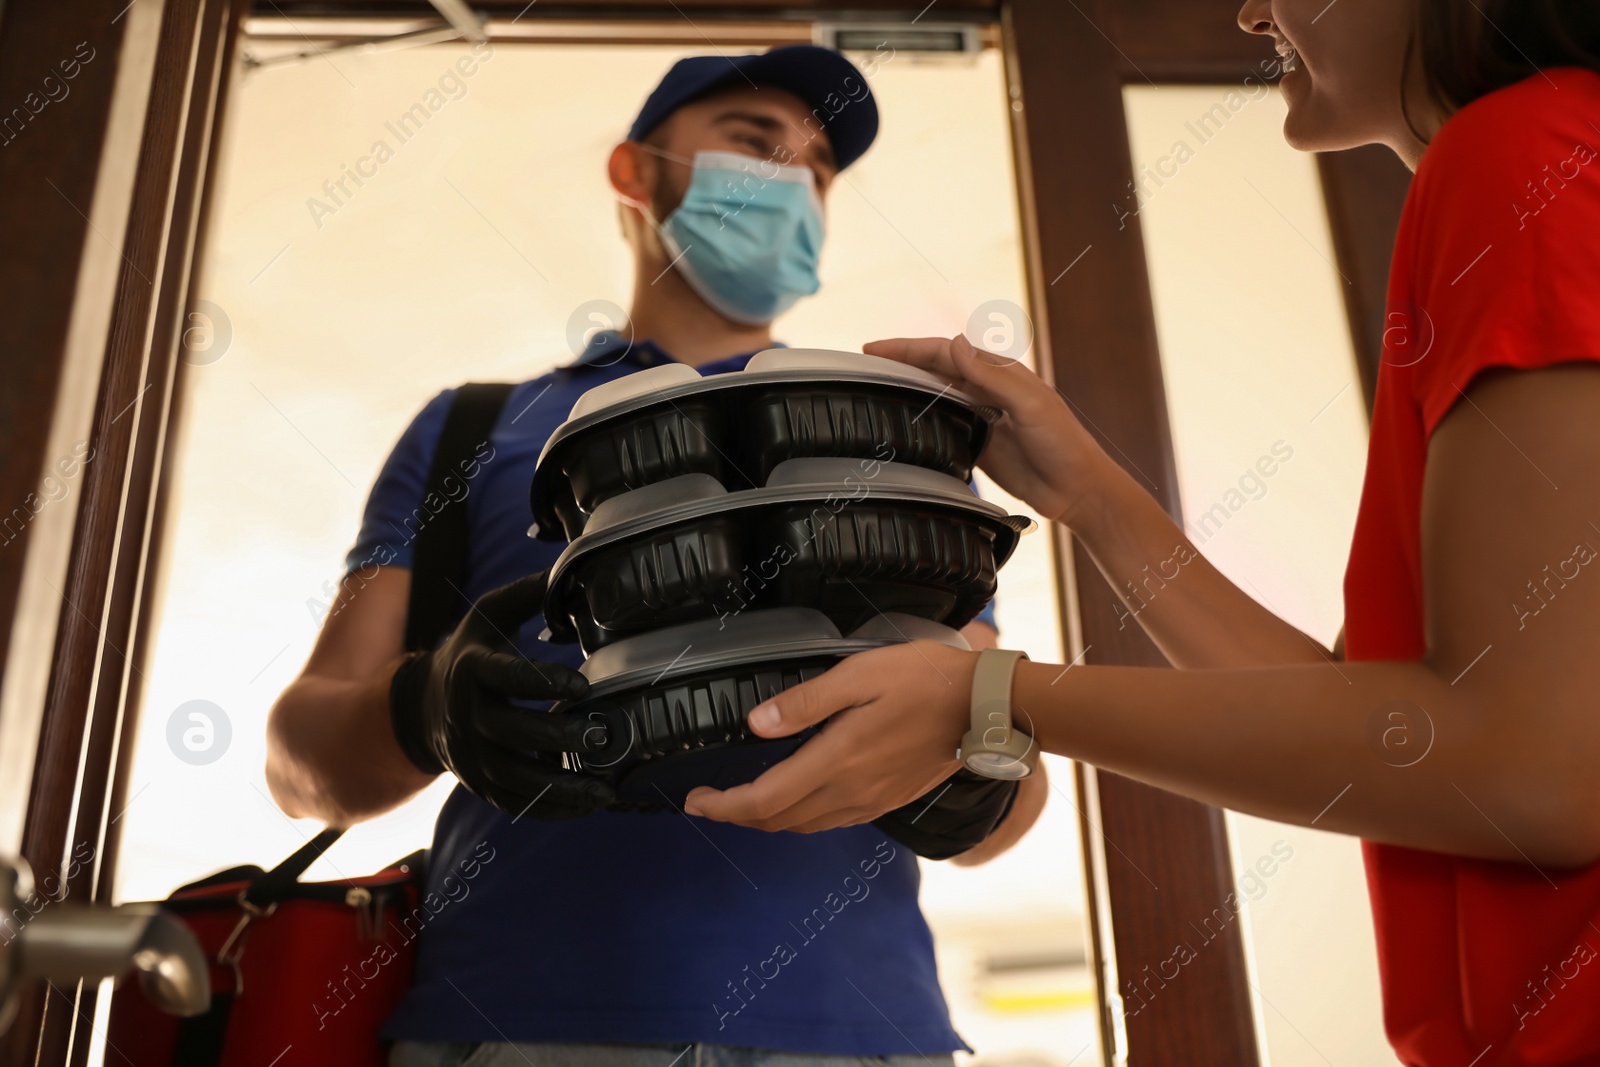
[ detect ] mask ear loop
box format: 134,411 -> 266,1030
615,142 -> 695,277
641,142 -> 821,194
635,142 -> 696,169
614,142 -> 688,233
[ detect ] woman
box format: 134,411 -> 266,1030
684,1 -> 1600,1064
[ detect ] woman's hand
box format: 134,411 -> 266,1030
682,641 -> 979,832
864,334 -> 1124,527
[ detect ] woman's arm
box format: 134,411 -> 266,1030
686,363 -> 1600,868
942,616 -> 1049,866
867,336 -> 1334,669
1070,460 -> 1338,668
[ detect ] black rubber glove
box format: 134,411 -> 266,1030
389,571 -> 616,819
872,770 -> 1020,860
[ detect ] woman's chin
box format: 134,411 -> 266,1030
1280,101 -> 1366,155
1280,117 -> 1326,152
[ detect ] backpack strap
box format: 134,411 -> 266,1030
241,827 -> 346,909
404,382 -> 514,652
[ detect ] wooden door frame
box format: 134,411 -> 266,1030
0,0 -> 246,1062
0,2 -> 1408,1064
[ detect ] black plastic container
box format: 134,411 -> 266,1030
540,459 -> 1033,653
542,398 -> 729,550
555,608 -> 968,809
530,349 -> 995,542
768,500 -> 1001,633
742,381 -> 983,485
568,660 -> 833,810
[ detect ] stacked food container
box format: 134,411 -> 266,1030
528,349 -> 1034,808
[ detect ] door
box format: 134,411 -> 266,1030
0,2 -> 1410,1064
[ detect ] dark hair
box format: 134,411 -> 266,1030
1405,0 -> 1600,140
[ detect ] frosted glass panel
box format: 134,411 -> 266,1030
1123,84 -> 1401,1067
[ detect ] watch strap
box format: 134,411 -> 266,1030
961,648 -> 1036,775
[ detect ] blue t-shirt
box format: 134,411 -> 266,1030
352,333 -> 986,1053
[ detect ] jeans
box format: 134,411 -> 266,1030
388,1042 -> 954,1067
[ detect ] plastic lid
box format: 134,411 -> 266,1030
580,606 -> 841,684
560,348 -> 974,430
763,458 -> 1035,535
579,606 -> 969,692
763,456 -> 977,499
584,472 -> 727,534
566,362 -> 701,422
744,347 -> 952,391
565,458 -> 1032,549
847,613 -> 974,648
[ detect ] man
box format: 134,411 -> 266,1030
267,44 -> 1046,1067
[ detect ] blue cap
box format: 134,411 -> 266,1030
627,45 -> 879,171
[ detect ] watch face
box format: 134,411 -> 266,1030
964,751 -> 1031,780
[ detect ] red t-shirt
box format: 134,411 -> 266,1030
1344,68 -> 1600,1066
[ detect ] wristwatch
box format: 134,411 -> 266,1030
957,648 -> 1038,780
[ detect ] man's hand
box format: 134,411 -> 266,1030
389,571 -> 617,819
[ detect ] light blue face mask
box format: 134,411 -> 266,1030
643,147 -> 825,325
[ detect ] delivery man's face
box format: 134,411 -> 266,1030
642,84 -> 838,222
